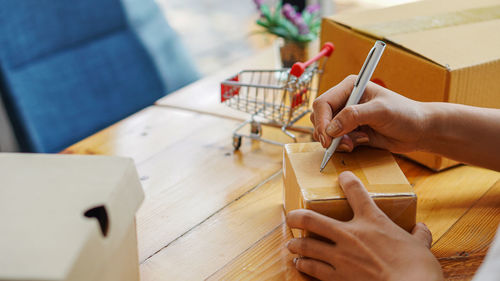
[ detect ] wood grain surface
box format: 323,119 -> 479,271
200,163 -> 500,281
63,106 -> 312,263
414,166 -> 499,244
434,180 -> 500,280
141,172 -> 284,280
207,222 -> 306,281
63,103 -> 500,280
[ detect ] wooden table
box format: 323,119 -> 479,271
64,47 -> 500,280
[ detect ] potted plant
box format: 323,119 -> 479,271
253,0 -> 321,67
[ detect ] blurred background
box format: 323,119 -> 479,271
158,0 -> 418,75
0,0 -> 418,153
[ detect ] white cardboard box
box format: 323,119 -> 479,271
0,153 -> 144,281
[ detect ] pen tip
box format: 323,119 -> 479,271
320,167 -> 324,173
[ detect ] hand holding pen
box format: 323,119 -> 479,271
319,41 -> 386,171
311,42 -> 434,168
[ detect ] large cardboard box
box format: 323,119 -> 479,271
283,143 -> 416,238
318,0 -> 500,170
0,154 -> 144,281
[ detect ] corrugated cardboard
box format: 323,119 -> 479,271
0,154 -> 144,281
283,143 -> 416,238
318,0 -> 500,170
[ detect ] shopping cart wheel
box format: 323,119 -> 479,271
233,136 -> 242,151
250,121 -> 261,135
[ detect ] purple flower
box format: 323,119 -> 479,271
295,17 -> 310,35
282,3 -> 297,21
282,3 -> 310,35
306,4 -> 321,14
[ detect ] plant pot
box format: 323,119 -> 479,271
279,40 -> 309,68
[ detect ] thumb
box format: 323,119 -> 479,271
325,102 -> 377,138
338,171 -> 380,218
411,222 -> 433,249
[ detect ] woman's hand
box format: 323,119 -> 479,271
311,75 -> 500,170
286,171 -> 444,281
310,75 -> 429,153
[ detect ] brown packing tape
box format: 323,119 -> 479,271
303,194 -> 417,234
358,5 -> 500,38
288,149 -> 412,201
308,194 -> 417,224
287,150 -> 367,200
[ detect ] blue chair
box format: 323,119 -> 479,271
0,0 -> 199,153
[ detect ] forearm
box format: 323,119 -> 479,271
421,103 -> 500,171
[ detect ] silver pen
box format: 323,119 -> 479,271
320,40 -> 386,172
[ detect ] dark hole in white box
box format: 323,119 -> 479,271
84,205 -> 109,237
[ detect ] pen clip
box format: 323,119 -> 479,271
354,46 -> 375,87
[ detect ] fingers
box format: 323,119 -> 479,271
312,75 -> 357,148
294,258 -> 336,280
336,131 -> 371,152
287,209 -> 345,242
325,103 -> 374,139
411,222 -> 433,249
338,171 -> 379,217
337,135 -> 353,152
312,98 -> 334,147
310,112 -> 319,142
320,75 -> 357,110
347,130 -> 370,147
287,237 -> 336,264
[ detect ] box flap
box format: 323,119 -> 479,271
0,154 -> 144,280
387,19 -> 500,69
329,0 -> 500,69
285,143 -> 413,201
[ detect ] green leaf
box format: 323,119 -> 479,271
299,33 -> 316,41
311,22 -> 321,34
272,2 -> 282,22
302,11 -> 312,26
268,26 -> 293,40
260,4 -> 272,22
254,2 -> 320,43
257,18 -> 270,29
278,17 -> 299,38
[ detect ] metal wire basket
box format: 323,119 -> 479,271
221,42 -> 334,150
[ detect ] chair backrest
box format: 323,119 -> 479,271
0,0 -> 198,152
0,90 -> 19,152
122,0 -> 200,94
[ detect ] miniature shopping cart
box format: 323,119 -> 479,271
221,42 -> 335,150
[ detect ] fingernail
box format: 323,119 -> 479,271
338,144 -> 349,152
293,257 -> 298,264
319,134 -> 326,147
326,120 -> 342,136
355,136 -> 369,144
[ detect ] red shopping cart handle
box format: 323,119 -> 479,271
290,42 -> 335,77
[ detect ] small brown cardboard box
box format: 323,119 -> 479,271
283,143 -> 416,238
0,154 -> 144,281
318,0 -> 500,170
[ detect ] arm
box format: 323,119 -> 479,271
423,103 -> 500,171
311,75 -> 500,171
